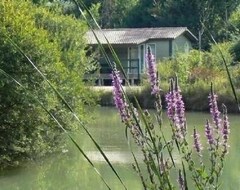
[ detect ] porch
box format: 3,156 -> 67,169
85,58 -> 141,86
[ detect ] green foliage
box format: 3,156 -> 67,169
228,7 -> 240,62
158,42 -> 234,86
231,40 -> 240,62
156,42 -> 240,112
0,0 -> 95,168
76,0 -> 138,28
120,0 -> 240,48
92,41 -> 238,111
81,0 -> 240,46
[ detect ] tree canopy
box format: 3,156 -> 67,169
72,0 -> 240,48
0,0 -> 95,168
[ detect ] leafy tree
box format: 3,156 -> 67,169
99,0 -> 138,28
76,0 -> 139,28
125,0 -> 240,49
228,6 -> 240,62
0,0 -> 94,168
123,0 -> 156,27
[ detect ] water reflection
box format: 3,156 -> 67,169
0,107 -> 239,189
86,150 -> 138,164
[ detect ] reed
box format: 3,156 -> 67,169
1,0 -> 237,189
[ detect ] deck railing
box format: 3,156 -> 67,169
85,59 -> 141,85
100,58 -> 140,73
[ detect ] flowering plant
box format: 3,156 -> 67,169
111,47 -> 230,190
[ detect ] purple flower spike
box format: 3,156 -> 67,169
146,46 -> 160,95
111,67 -> 129,123
175,84 -> 186,133
165,78 -> 186,140
222,104 -> 230,157
165,89 -> 175,121
193,128 -> 202,156
205,119 -> 215,147
208,87 -> 221,130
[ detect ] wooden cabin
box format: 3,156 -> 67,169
86,27 -> 197,85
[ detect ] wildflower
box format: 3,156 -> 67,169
205,119 -> 215,147
111,67 -> 129,123
221,104 -> 230,157
146,46 -> 160,95
111,66 -> 143,145
174,82 -> 186,136
165,78 -> 186,140
193,127 -> 202,157
178,170 -> 185,190
208,87 -> 221,130
165,90 -> 175,121
165,89 -> 175,121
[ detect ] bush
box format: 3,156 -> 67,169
0,0 -> 95,168
136,43 -> 240,112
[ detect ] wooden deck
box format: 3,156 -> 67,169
91,86 -> 143,92
84,73 -> 141,86
84,58 -> 141,86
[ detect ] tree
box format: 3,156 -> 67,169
99,0 -> 138,28
0,0 -> 95,168
123,0 -> 157,27
124,0 -> 240,49
228,6 -> 240,62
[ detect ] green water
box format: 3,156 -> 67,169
0,107 -> 239,190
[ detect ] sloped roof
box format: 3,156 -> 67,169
86,27 -> 197,45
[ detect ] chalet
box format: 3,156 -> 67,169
86,27 -> 197,85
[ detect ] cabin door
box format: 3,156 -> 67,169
128,47 -> 138,74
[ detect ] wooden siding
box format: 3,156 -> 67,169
145,39 -> 171,61
172,35 -> 192,56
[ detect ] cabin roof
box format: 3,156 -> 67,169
86,27 -> 197,45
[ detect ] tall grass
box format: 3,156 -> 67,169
1,0 -> 238,189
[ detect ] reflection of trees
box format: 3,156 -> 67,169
34,149 -> 101,190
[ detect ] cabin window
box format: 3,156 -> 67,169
128,47 -> 138,74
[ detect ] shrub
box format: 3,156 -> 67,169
0,0 -> 95,168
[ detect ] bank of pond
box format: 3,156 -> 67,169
0,107 -> 239,190
96,85 -> 240,113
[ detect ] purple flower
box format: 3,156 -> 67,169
221,105 -> 230,157
193,128 -> 202,157
174,85 -> 186,132
165,90 -> 175,121
165,78 -> 186,139
111,67 -> 129,123
208,89 -> 221,130
205,119 -> 215,147
146,46 -> 160,95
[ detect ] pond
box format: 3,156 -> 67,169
0,107 -> 239,190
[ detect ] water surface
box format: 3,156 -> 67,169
0,107 -> 239,190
